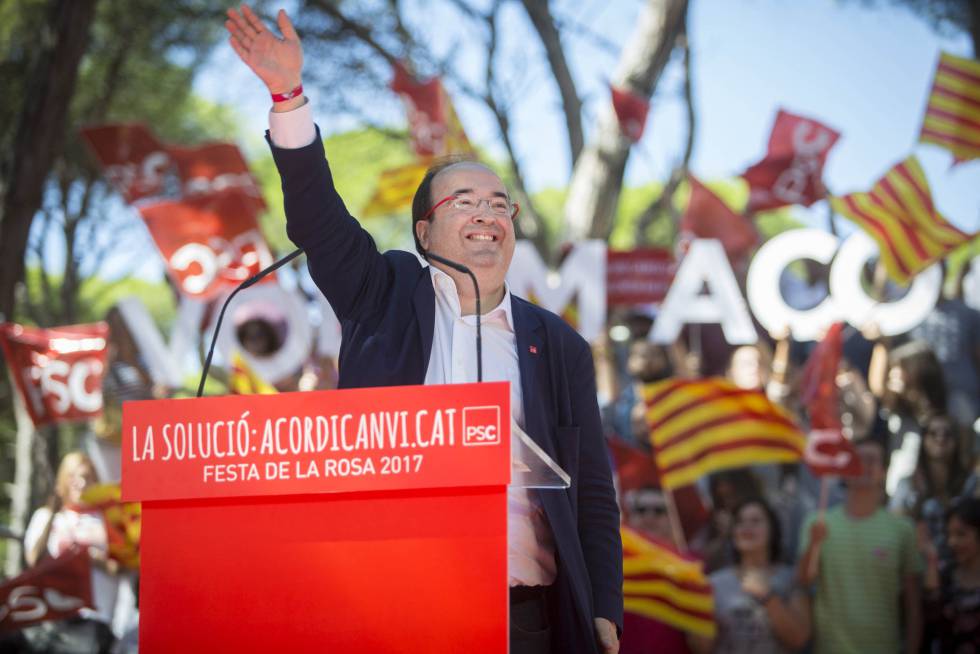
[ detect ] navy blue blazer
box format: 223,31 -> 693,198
270,131 -> 623,651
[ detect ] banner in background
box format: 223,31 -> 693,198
0,548 -> 93,633
169,142 -> 266,210
80,124 -> 170,203
606,248 -> 675,307
742,109 -> 840,212
81,124 -> 264,209
0,322 -> 109,427
138,191 -> 274,300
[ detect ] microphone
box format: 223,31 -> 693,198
196,248 -> 305,397
424,252 -> 483,383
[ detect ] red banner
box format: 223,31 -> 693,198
743,109 -> 840,212
0,548 -> 93,633
137,191 -> 274,300
80,124 -> 264,209
169,142 -> 266,210
606,248 -> 675,307
680,176 -> 757,262
800,323 -> 862,477
0,322 -> 109,427
805,428 -> 863,477
611,85 -> 650,143
122,382 -> 511,501
79,124 -> 170,203
390,62 -> 473,157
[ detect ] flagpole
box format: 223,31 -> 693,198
663,486 -> 688,552
807,475 -> 832,580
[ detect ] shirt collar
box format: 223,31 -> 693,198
428,265 -> 514,331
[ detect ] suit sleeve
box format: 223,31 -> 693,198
267,128 -> 393,324
570,340 -> 624,631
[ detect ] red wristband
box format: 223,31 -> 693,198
271,84 -> 303,103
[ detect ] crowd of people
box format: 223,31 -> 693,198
603,268 -> 980,654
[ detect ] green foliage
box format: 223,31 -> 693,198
253,127 -> 421,254
21,267 -> 176,330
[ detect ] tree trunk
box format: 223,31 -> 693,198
4,388 -> 35,576
0,0 -> 99,320
563,0 -> 688,242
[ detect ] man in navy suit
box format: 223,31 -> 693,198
226,7 -> 622,653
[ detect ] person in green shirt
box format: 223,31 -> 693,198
797,438 -> 923,654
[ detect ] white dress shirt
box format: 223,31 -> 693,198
269,105 -> 556,587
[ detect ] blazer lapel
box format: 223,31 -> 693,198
512,298 -> 558,461
413,270 -> 435,379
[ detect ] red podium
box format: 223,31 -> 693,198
123,382 -> 514,653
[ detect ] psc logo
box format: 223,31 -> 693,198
462,406 -> 501,447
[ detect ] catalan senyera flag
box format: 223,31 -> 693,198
80,482 -> 141,570
622,525 -> 715,638
229,351 -> 277,395
830,156 -> 975,285
362,162 -> 429,218
642,378 -> 805,490
919,51 -> 980,162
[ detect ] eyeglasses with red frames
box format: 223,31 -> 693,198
421,193 -> 520,222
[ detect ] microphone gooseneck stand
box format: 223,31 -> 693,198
196,248 -> 304,397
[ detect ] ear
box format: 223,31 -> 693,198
415,220 -> 430,250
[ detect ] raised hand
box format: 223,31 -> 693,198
226,5 -> 303,95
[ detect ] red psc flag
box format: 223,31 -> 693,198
610,85 -> 650,142
80,124 -> 169,203
138,191 -> 274,300
799,323 -> 862,477
81,124 -> 265,209
742,109 -> 840,212
0,322 -> 108,427
0,548 -> 94,633
680,176 -> 757,262
168,142 -> 266,211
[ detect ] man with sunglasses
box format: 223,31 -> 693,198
226,7 -> 623,654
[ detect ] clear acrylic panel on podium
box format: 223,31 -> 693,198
511,420 -> 570,489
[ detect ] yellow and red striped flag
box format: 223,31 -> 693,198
641,378 -> 805,490
622,525 -> 716,638
229,351 -> 278,395
81,483 -> 141,570
919,51 -> 980,162
830,156 -> 975,285
362,162 -> 430,218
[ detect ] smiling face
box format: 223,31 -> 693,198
415,163 -> 516,285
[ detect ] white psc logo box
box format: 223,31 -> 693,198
462,406 -> 501,447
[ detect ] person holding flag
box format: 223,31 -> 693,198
797,436 -> 923,654
224,6 -> 622,654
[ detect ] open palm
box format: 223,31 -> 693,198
226,6 -> 303,94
